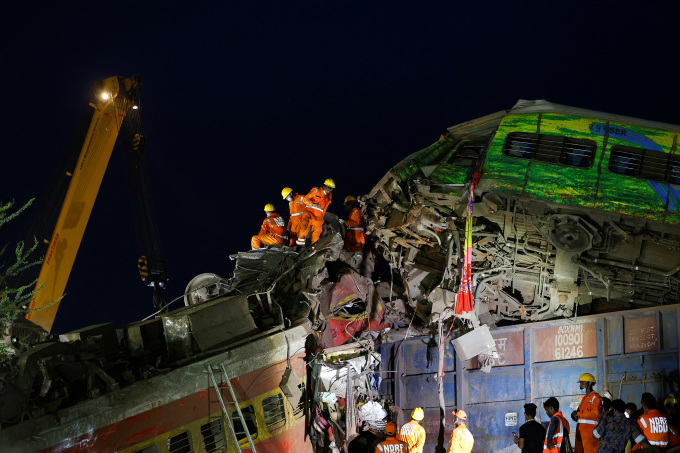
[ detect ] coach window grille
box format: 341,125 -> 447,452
231,405 -> 258,442
448,143 -> 485,168
503,132 -> 595,167
293,382 -> 306,419
668,156 -> 680,184
167,431 -> 193,453
201,418 -> 226,452
609,145 -> 679,183
133,444 -> 158,453
263,393 -> 287,431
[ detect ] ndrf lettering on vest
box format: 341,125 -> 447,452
377,443 -> 406,452
649,417 -> 668,434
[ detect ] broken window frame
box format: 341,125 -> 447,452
231,405 -> 259,442
446,142 -> 486,168
503,132 -> 596,168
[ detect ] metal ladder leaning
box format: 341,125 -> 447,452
206,364 -> 257,453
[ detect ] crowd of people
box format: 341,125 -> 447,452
250,179 -> 367,252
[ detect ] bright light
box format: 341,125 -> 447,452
100,92 -> 110,100
132,105 -> 139,110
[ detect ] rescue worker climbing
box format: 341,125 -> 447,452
544,397 -> 570,453
376,421 -> 408,452
448,410 -> 474,453
251,204 -> 288,249
296,179 -> 334,247
398,407 -> 426,453
281,187 -> 305,246
571,373 -> 602,453
343,195 -> 366,252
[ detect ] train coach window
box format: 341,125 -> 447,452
133,444 -> 158,453
293,382 -> 306,419
503,132 -> 595,167
201,418 -> 226,452
609,145 -> 680,184
263,393 -> 287,431
231,405 -> 258,442
167,431 -> 193,453
448,144 -> 485,167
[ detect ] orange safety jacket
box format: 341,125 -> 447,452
259,213 -> 288,240
376,435 -> 409,452
345,206 -> 366,251
544,411 -> 570,453
303,187 -> 332,218
633,409 -> 669,450
577,391 -> 602,427
287,193 -> 306,232
398,420 -> 426,453
668,423 -> 680,449
448,423 -> 474,453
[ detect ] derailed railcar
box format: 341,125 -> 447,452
365,100 -> 680,324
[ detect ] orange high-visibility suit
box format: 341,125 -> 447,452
544,411 -> 570,453
287,193 -> 306,246
251,213 -> 288,249
668,423 -> 680,449
344,206 -> 366,252
398,420 -> 426,453
296,187 -> 332,246
448,423 -> 474,453
376,435 -> 409,452
575,391 -> 602,453
633,409 -> 669,450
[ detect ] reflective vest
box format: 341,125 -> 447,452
449,423 -> 474,453
345,206 -> 366,251
302,187 -> 332,218
376,435 -> 409,452
634,409 -> 669,450
577,391 -> 602,426
544,411 -> 569,453
398,420 -> 426,453
288,193 -> 306,231
260,213 -> 288,240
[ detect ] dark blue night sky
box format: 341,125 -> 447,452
2,1 -> 679,333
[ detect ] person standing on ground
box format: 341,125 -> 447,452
633,393 -> 669,450
376,421 -> 408,452
281,187 -> 305,246
514,403 -> 546,453
572,373 -> 602,453
296,179 -> 334,247
593,399 -> 650,453
448,410 -> 474,453
251,204 -> 288,249
544,397 -> 570,453
398,407 -> 426,453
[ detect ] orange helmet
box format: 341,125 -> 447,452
385,421 -> 397,435
452,409 -> 468,420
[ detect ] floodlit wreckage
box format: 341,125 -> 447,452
2,99 -> 680,452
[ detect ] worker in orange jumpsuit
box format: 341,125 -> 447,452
398,407 -> 426,453
376,421 -> 408,452
571,373 -> 601,453
251,204 -> 288,249
296,179 -> 334,247
343,195 -> 366,252
448,410 -> 474,453
544,397 -> 570,453
281,187 -> 305,246
633,392 -> 669,450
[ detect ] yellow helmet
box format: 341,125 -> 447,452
665,396 -> 678,406
281,187 -> 293,200
324,178 -> 336,189
411,407 -> 424,421
578,373 -> 596,384
344,195 -> 356,204
264,203 -> 275,212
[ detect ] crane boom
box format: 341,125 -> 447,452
25,76 -> 141,332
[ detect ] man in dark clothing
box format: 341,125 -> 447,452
593,399 -> 651,453
514,403 -> 547,453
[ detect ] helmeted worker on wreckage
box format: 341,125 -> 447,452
397,407 -> 426,453
296,178 -> 334,247
448,409 -> 474,453
281,186 -> 305,246
376,421 -> 409,452
571,373 -> 602,453
342,195 -> 366,252
251,203 -> 288,249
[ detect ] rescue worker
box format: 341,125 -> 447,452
571,373 -> 602,453
448,409 -> 474,453
544,397 -> 570,453
343,195 -> 366,252
665,396 -> 680,449
398,407 -> 426,453
376,421 -> 408,452
281,187 -> 305,246
251,204 -> 288,249
296,179 -> 335,247
633,392 -> 669,450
